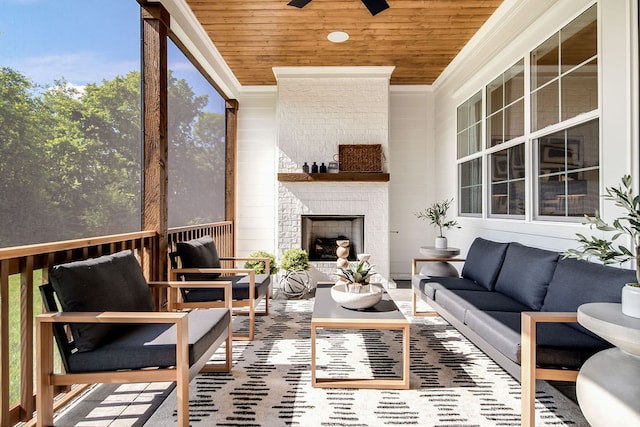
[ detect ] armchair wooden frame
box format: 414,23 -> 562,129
170,256 -> 271,341
36,281 -> 232,427
520,311 -> 579,427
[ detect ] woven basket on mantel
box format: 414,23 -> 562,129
338,144 -> 384,173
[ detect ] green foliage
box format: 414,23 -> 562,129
337,259 -> 375,284
244,251 -> 277,275
563,175 -> 640,283
0,66 -> 226,247
414,198 -> 461,237
280,248 -> 310,271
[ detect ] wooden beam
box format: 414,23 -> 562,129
141,3 -> 170,280
225,100 -> 238,232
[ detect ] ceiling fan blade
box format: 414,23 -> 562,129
361,0 -> 389,16
288,0 -> 312,8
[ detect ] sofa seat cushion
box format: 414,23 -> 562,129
413,276 -> 486,300
464,310 -> 611,369
67,309 -> 230,373
494,243 -> 558,310
182,274 -> 271,303
50,250 -> 154,352
434,289 -> 530,322
461,238 -> 509,291
176,236 -> 222,280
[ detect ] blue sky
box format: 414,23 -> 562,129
0,0 -> 224,112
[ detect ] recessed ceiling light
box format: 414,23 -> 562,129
327,31 -> 349,43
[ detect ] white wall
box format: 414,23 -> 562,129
388,87 -> 436,279
235,89 -> 277,256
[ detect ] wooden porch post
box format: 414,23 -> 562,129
225,100 -> 238,227
141,3 -> 169,281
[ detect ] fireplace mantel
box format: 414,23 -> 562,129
278,172 -> 389,182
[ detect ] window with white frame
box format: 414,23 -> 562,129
457,4 -> 598,221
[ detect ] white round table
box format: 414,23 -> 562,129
576,303 -> 640,427
417,246 -> 461,277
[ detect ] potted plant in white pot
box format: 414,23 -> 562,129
279,248 -> 311,298
563,175 -> 640,318
415,198 -> 461,249
244,250 -> 278,275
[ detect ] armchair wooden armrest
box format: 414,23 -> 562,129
219,256 -> 271,273
149,280 -> 233,310
520,311 -> 579,427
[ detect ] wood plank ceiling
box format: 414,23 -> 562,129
184,0 -> 504,86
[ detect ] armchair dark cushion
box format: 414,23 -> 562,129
49,250 -> 154,352
494,242 -> 559,310
461,237 -> 509,291
176,236 -> 221,280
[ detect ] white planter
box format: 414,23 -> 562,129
621,283 -> 640,318
435,237 -> 448,249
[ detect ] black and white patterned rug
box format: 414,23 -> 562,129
140,298 -> 587,426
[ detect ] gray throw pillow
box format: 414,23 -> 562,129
50,250 -> 154,352
461,238 -> 509,290
176,236 -> 222,280
494,242 -> 559,309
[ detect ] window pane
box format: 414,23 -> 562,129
561,5 -> 597,73
490,144 -> 525,217
504,59 -> 525,105
459,158 -> 482,215
457,90 -> 482,159
457,129 -> 469,158
532,80 -> 559,131
567,119 -> 599,169
0,0 -> 141,247
509,181 -> 526,215
531,34 -> 559,90
168,40 -> 226,227
561,59 -> 598,121
457,104 -> 468,130
487,75 -> 503,116
487,112 -> 503,147
491,182 -> 508,214
504,100 -> 524,141
536,119 -> 599,218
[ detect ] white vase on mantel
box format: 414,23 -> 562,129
621,283 -> 640,318
435,237 -> 448,249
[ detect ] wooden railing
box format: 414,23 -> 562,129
0,221 -> 233,426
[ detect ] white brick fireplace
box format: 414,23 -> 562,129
274,67 -> 393,285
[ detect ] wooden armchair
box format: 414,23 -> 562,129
169,235 -> 272,340
36,250 -> 232,427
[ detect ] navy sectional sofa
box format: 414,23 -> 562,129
411,237 -> 635,425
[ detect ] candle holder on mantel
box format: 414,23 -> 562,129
336,240 -> 350,269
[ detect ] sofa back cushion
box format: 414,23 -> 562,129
461,238 -> 509,290
494,242 -> 559,309
542,257 -> 636,313
176,236 -> 221,280
50,250 -> 154,352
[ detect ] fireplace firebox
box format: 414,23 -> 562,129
301,215 -> 364,262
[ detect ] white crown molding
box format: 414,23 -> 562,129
390,85 -> 433,93
158,0 -> 241,99
272,66 -> 395,81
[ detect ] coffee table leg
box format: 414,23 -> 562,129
311,323 -> 317,387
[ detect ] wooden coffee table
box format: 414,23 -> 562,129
311,283 -> 410,389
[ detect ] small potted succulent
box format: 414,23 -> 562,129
336,258 -> 376,293
563,175 -> 640,318
279,248 -> 311,298
415,198 -> 460,249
